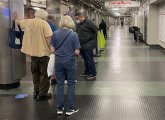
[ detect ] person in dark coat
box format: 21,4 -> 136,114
75,12 -> 98,79
99,19 -> 107,39
47,15 -> 57,32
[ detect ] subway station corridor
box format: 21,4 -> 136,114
1,26 -> 165,120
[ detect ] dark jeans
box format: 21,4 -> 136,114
31,56 -> 50,96
55,57 -> 76,111
80,49 -> 97,76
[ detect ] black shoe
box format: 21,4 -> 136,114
65,108 -> 79,116
37,93 -> 52,101
86,75 -> 96,80
80,74 -> 88,77
33,92 -> 39,99
93,54 -> 101,57
51,79 -> 57,85
94,61 -> 98,64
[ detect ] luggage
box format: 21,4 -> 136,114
135,32 -> 143,42
129,26 -> 140,33
129,26 -> 143,42
129,26 -> 134,33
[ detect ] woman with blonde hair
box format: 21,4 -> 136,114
50,15 -> 80,116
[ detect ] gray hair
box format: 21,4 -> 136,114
35,9 -> 48,20
59,15 -> 75,29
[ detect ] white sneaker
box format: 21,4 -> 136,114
64,80 -> 77,84
65,108 -> 79,116
57,108 -> 64,115
64,80 -> 67,84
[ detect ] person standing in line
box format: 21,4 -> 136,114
50,15 -> 80,116
47,15 -> 57,85
99,19 -> 107,39
75,12 -> 98,80
47,14 -> 57,32
121,18 -> 124,27
13,9 -> 53,101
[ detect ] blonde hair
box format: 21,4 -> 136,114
35,9 -> 48,20
59,15 -> 75,29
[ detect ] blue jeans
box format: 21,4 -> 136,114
80,49 -> 97,76
55,57 -> 76,111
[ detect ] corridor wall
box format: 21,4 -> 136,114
147,4 -> 159,45
159,3 -> 165,48
135,1 -> 159,45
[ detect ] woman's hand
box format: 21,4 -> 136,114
75,49 -> 80,56
12,11 -> 20,25
13,11 -> 18,20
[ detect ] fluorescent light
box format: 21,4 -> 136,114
111,8 -> 120,11
114,13 -> 120,16
80,9 -> 84,13
33,7 -> 40,10
70,5 -> 74,8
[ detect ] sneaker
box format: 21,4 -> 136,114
80,74 -> 88,77
65,108 -> 79,116
86,75 -> 96,80
57,108 -> 64,115
64,80 -> 77,84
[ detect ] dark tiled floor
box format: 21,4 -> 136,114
1,26 -> 165,120
0,95 -> 165,120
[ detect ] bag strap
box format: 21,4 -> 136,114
56,31 -> 72,51
12,20 -> 22,32
12,20 -> 15,30
18,25 -> 22,32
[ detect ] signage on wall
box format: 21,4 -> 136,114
60,0 -> 69,5
31,0 -> 46,8
160,10 -> 165,15
105,1 -> 140,8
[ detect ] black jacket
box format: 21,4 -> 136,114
76,19 -> 98,50
99,20 -> 107,38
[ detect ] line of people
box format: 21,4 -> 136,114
13,9 -> 99,116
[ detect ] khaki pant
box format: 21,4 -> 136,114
31,56 -> 50,96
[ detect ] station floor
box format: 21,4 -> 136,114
1,26 -> 165,120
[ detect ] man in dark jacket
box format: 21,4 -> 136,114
75,12 -> 98,79
99,19 -> 107,39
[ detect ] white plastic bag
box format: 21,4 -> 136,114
47,54 -> 55,77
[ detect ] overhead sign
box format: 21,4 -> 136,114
105,1 -> 140,8
31,0 -> 46,8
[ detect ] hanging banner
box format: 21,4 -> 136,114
105,1 -> 140,8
